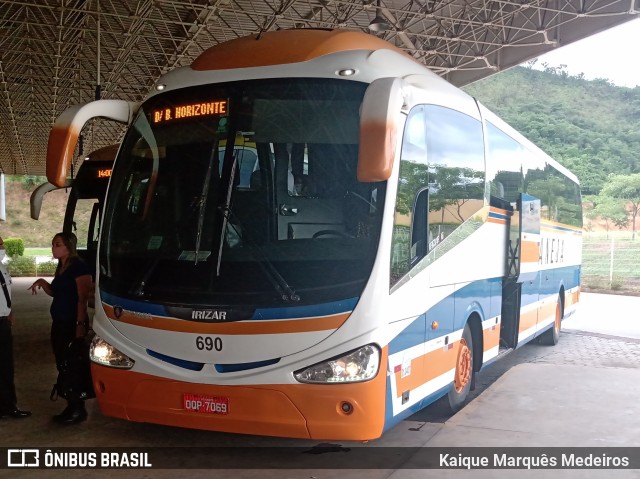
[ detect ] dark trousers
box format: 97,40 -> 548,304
51,321 -> 85,411
0,316 -> 17,412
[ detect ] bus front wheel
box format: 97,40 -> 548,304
448,323 -> 474,412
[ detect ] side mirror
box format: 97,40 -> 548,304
29,180 -> 72,220
47,100 -> 138,187
357,78 -> 405,182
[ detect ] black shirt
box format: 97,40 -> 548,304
50,258 -> 91,324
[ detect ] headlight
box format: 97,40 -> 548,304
90,335 -> 135,369
294,345 -> 380,384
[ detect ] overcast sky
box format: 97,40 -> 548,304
532,18 -> 640,88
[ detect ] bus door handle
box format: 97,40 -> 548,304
279,204 -> 298,216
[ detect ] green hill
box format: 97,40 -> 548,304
463,64 -> 640,195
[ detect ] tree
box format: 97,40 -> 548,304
600,173 -> 640,239
428,165 -> 484,223
586,195 -> 628,238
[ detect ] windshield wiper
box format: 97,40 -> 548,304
130,189 -> 212,297
194,147 -> 217,265
131,256 -> 162,297
218,206 -> 300,302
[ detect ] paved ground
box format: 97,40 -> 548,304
2,280 -> 639,478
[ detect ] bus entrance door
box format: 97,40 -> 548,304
500,193 -> 541,350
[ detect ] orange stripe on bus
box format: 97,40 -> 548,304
102,304 -> 350,335
538,300 -> 556,324
91,347 -> 388,441
482,324 -> 500,352
393,343 -> 456,397
520,240 -> 540,263
519,309 -> 538,333
567,288 -> 580,308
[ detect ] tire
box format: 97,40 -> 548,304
447,323 -> 474,413
539,297 -> 562,346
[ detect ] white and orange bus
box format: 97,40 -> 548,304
44,29 -> 582,440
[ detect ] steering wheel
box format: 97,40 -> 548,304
312,229 -> 349,239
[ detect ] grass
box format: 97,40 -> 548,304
582,235 -> 640,278
24,248 -> 53,256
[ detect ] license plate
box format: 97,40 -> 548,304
183,393 -> 229,415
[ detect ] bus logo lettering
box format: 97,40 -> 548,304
192,310 -> 227,321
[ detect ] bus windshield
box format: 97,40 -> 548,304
99,78 -> 386,307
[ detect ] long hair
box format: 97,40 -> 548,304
53,231 -> 80,276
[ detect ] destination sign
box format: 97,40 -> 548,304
152,100 -> 228,124
97,168 -> 112,178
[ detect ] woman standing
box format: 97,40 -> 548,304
29,232 -> 92,424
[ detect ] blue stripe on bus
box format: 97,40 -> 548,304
214,357 -> 280,373
488,211 -> 508,221
146,349 -> 205,371
520,265 -> 581,307
387,277 -> 501,356
100,292 -> 358,321
251,297 -> 359,320
542,224 -> 583,234
101,292 -> 168,315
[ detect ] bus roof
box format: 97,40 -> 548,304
191,29 -> 418,71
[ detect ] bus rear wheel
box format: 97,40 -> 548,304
447,323 -> 474,412
539,297 -> 562,346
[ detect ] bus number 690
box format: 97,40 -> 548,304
196,336 -> 222,351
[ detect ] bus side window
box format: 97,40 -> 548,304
391,104 -> 484,288
424,105 -> 485,236
391,106 -> 427,285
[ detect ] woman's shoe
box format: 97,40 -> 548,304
52,405 -> 74,422
58,407 -> 87,424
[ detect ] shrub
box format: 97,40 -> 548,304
6,256 -> 35,276
610,276 -> 624,290
4,237 -> 25,257
20,175 -> 46,190
36,260 -> 57,276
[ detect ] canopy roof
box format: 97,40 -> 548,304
0,0 -> 636,176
